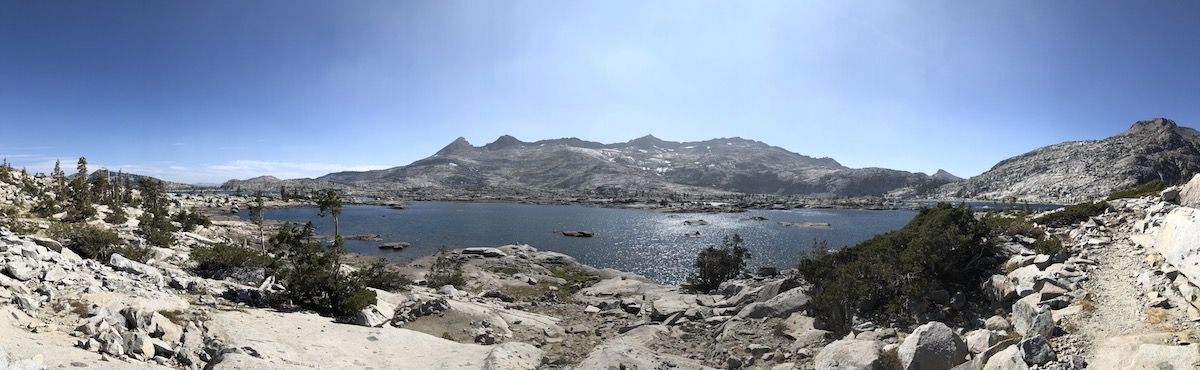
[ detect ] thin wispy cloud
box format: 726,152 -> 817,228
104,160 -> 391,184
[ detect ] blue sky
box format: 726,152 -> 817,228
1,1 -> 1198,184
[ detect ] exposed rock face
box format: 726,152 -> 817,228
230,135 -> 955,197
942,118 -> 1200,203
1152,207 -> 1200,282
1180,174 -> 1200,207
897,321 -> 967,370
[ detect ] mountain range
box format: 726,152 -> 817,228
221,118 -> 1200,204
224,135 -> 956,197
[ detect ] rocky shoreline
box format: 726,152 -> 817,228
2,171 -> 1200,369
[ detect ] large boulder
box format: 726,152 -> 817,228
353,297 -> 397,328
1010,299 -> 1053,339
898,321 -> 968,370
3,259 -> 39,281
483,342 -> 544,370
964,329 -> 1004,354
110,253 -> 164,283
737,287 -> 809,319
814,339 -> 884,370
1091,333 -> 1200,369
1017,336 -> 1054,365
982,345 -> 1029,370
1153,207 -> 1200,283
1179,174 -> 1200,208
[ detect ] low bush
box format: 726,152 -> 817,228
1106,180 -> 1166,200
47,222 -> 154,263
797,203 -> 994,332
354,258 -> 411,292
172,210 -> 212,232
49,223 -> 122,261
980,213 -> 1045,239
426,248 -> 465,288
104,205 -> 128,225
686,234 -> 751,293
1033,201 -> 1110,228
191,243 -> 275,280
1032,238 -> 1066,256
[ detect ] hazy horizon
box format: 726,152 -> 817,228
3,1 -> 1198,183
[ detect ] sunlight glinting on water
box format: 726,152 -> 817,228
245,202 -> 917,284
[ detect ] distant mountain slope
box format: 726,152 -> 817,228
299,135 -> 954,197
940,118 -> 1200,203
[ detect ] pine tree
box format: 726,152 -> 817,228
0,158 -> 11,183
65,157 -> 96,222
52,160 -> 66,194
90,169 -> 110,204
136,178 -> 177,247
316,189 -> 343,238
250,191 -> 266,251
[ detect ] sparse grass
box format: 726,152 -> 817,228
1146,307 -> 1169,325
1032,238 -> 1067,255
1078,292 -> 1097,313
503,284 -> 568,302
489,266 -> 521,276
1062,319 -> 1080,334
159,309 -> 187,325
550,268 -> 599,294
68,301 -> 91,317
1005,263 -> 1021,274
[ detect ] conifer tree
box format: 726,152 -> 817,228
65,157 -> 96,222
52,160 -> 66,193
316,189 -> 343,238
250,191 -> 266,251
136,177 -> 177,247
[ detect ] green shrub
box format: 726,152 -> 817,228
797,203 -> 993,332
686,234 -> 751,293
354,258 -> 411,292
191,243 -> 275,279
117,245 -> 155,264
981,213 -> 1046,239
1033,201 -> 1110,228
1032,238 -> 1066,255
426,248 -> 465,288
172,210 -> 212,232
104,205 -> 128,225
48,223 -> 124,261
1106,180 -> 1166,200
270,223 -> 376,319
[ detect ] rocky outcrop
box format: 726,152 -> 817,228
942,118 -> 1200,203
1180,174 -> 1200,208
1152,206 -> 1200,282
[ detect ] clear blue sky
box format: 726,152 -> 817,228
2,1 -> 1198,184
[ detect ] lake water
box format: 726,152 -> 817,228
242,202 -> 917,284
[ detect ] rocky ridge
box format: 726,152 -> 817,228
941,118 -> 1200,204
224,135 -> 956,198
